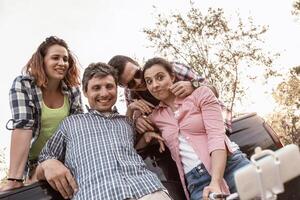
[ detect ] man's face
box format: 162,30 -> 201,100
84,75 -> 117,112
119,62 -> 146,91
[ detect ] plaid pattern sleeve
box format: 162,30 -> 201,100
60,81 -> 83,115
172,62 -> 205,82
8,76 -> 35,129
124,88 -> 134,106
69,86 -> 84,114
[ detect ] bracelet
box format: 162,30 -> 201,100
7,178 -> 24,183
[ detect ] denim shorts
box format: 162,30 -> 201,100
185,150 -> 250,200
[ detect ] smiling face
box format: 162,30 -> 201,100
43,44 -> 69,82
144,64 -> 175,102
84,75 -> 117,112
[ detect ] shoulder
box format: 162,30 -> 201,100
69,85 -> 81,94
63,113 -> 86,123
109,114 -> 134,128
11,75 -> 35,89
192,86 -> 214,97
187,86 -> 216,102
68,86 -> 82,101
115,114 -> 133,124
62,83 -> 81,97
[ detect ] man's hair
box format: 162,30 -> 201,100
108,55 -> 139,82
23,36 -> 80,88
82,62 -> 118,92
143,57 -> 175,81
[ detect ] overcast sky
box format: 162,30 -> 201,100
1,0 -> 300,173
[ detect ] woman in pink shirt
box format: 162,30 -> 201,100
138,57 -> 250,200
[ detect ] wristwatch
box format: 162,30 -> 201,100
191,79 -> 202,89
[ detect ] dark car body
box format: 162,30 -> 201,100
1,113 -> 299,200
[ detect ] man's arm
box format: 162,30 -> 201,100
36,159 -> 77,199
135,131 -> 165,152
124,87 -> 134,106
126,99 -> 154,119
171,62 -> 219,97
124,88 -> 156,133
37,123 -> 77,199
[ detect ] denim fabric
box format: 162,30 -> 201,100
185,150 -> 250,200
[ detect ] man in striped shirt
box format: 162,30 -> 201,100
36,62 -> 170,200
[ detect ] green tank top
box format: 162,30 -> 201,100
29,96 -> 70,160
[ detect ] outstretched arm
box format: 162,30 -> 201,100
202,149 -> 227,200
135,131 -> 165,153
193,86 -> 228,199
126,99 -> 154,119
169,80 -> 219,98
126,99 -> 157,134
37,123 -> 77,199
171,62 -> 219,98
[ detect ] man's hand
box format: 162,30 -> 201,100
143,132 -> 165,153
128,99 -> 154,115
169,81 -> 194,98
135,116 -> 155,134
36,159 -> 78,199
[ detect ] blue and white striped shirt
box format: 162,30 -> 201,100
39,110 -> 164,200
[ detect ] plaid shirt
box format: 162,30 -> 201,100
39,110 -> 164,200
7,76 -> 83,161
124,62 -> 232,131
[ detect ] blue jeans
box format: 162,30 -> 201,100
185,150 -> 250,200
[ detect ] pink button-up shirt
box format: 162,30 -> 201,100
149,86 -> 234,199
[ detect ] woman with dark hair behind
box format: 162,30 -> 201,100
134,57 -> 250,200
0,36 -> 83,191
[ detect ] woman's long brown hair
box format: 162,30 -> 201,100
23,36 -> 80,88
